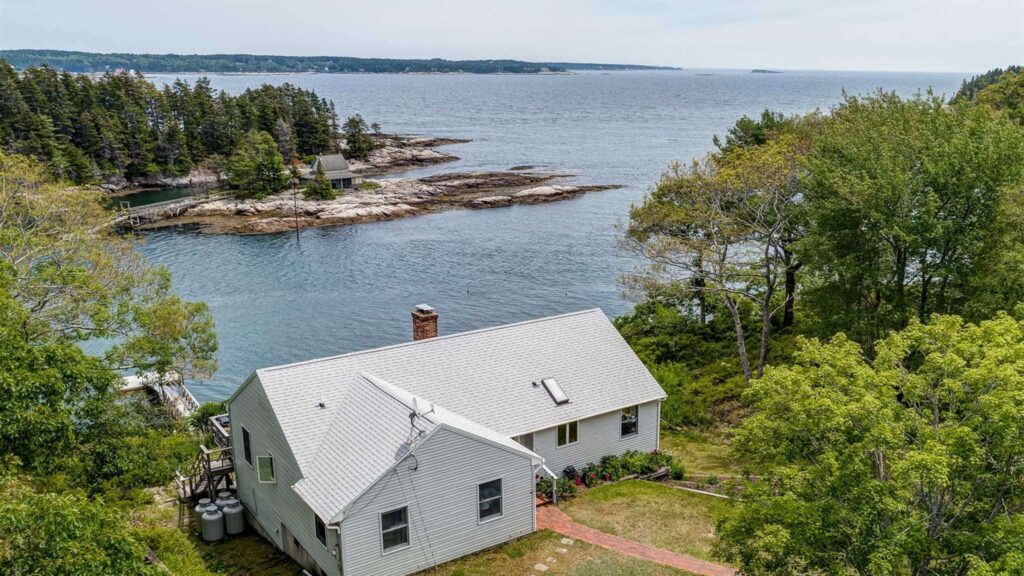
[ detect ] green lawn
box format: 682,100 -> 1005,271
560,480 -> 734,562
659,427 -> 751,477
418,530 -> 694,576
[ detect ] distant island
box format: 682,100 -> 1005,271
751,69 -> 783,74
0,49 -> 681,74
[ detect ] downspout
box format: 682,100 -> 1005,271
330,523 -> 343,575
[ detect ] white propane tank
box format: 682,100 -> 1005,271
223,501 -> 246,535
201,507 -> 225,542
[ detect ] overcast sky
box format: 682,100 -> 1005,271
2,0 -> 1021,73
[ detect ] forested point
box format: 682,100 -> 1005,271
619,66 -> 1024,574
0,50 -> 676,74
0,60 -> 339,183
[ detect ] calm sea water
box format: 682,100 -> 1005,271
139,70 -> 965,401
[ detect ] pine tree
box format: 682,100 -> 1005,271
303,160 -> 336,200
225,131 -> 289,199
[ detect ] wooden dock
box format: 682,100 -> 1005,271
111,191 -> 230,230
120,372 -> 201,419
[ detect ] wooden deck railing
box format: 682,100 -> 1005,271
210,413 -> 231,448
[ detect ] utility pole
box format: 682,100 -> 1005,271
289,160 -> 301,243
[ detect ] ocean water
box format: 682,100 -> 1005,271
139,69 -> 965,401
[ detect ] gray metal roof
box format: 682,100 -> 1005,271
291,372 -> 540,522
311,154 -> 358,180
252,309 -> 666,471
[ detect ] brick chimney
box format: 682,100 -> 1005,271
412,304 -> 438,341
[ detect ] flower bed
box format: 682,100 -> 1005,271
537,450 -> 685,502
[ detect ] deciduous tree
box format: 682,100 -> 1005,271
720,312 -> 1024,575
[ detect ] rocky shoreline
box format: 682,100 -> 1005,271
347,134 -> 470,175
104,133 -> 467,194
133,171 -> 620,235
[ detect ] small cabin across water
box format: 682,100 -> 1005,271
309,154 -> 363,190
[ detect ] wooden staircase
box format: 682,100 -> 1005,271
177,443 -> 235,503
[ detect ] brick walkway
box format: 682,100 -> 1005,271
536,504 -> 737,576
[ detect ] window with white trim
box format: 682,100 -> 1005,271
380,507 -> 409,553
478,479 -> 503,522
621,405 -> 639,438
315,515 -> 327,547
256,455 -> 275,483
557,421 -> 578,447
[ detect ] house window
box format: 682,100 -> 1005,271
315,515 -> 327,547
478,479 -> 503,522
242,427 -> 252,465
380,507 -> 410,554
621,406 -> 639,438
557,421 -> 578,447
256,455 -> 275,483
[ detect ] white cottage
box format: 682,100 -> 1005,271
227,307 -> 666,576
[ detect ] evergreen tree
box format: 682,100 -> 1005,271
342,114 -> 376,159
225,130 -> 289,199
303,160 -> 336,200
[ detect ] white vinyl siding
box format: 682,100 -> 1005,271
228,377 -> 340,576
532,400 -> 661,475
341,428 -> 535,576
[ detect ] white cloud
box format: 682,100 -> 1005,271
1,0 -> 1020,72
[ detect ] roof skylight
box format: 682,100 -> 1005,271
541,378 -> 569,405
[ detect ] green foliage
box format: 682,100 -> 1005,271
615,302 -> 795,426
954,65 -> 1023,102
974,70 -> 1024,125
0,287 -> 119,474
712,109 -> 790,153
0,152 -> 218,381
303,159 -> 337,200
624,137 -> 805,381
0,473 -> 158,575
226,130 -> 289,198
0,61 -> 337,182
189,400 -> 227,430
798,91 -> 1024,350
718,313 -> 1024,575
0,152 -> 211,500
360,179 -> 382,190
343,114 -> 376,160
669,463 -> 685,481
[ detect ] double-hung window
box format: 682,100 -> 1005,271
380,507 -> 410,554
478,479 -> 503,522
621,405 -> 639,438
557,421 -> 578,447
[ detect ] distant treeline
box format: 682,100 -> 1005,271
0,61 -> 338,182
954,65 -> 1022,101
0,50 -> 678,74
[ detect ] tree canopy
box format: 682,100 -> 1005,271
799,91 -> 1024,349
0,61 -> 337,182
225,130 -> 290,199
719,313 -> 1024,575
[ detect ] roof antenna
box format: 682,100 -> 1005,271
318,390 -> 326,409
